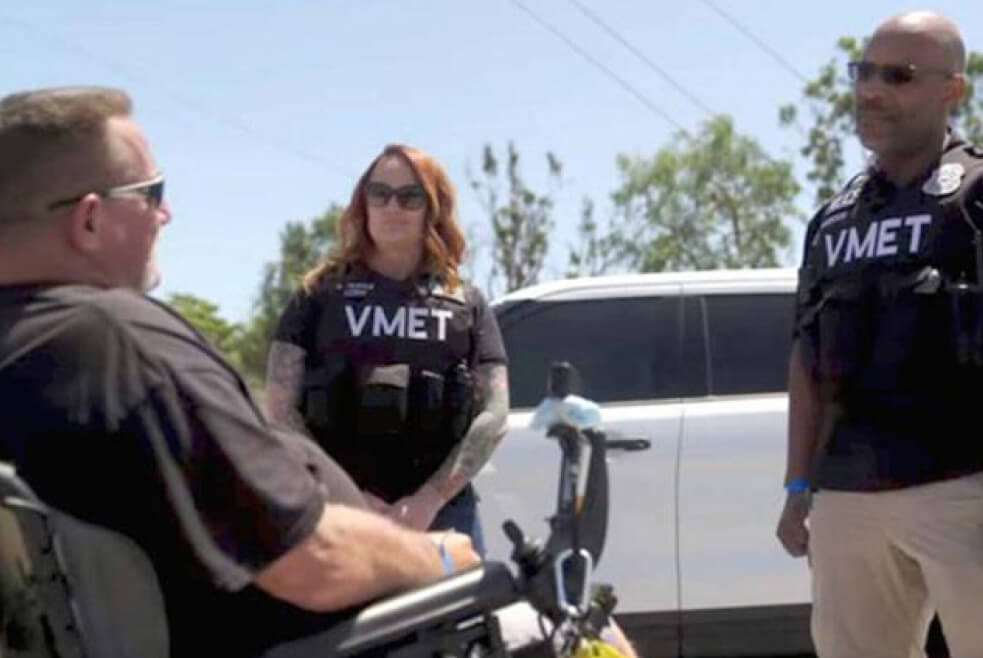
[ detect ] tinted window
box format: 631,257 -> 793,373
497,297 -> 683,408
704,293 -> 794,395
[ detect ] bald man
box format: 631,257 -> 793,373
776,11 -> 983,658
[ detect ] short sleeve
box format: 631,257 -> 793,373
467,284 -> 508,366
128,357 -> 330,591
792,207 -> 825,340
273,289 -> 318,350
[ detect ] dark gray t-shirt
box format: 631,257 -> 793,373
0,283 -> 361,657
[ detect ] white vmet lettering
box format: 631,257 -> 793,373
875,217 -> 902,257
844,223 -> 878,263
408,307 -> 428,340
905,214 -> 932,253
432,309 -> 453,341
374,306 -> 406,337
345,305 -> 372,337
825,230 -> 848,267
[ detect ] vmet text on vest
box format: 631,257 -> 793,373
345,304 -> 454,340
824,214 -> 932,267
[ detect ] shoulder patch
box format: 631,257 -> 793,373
826,173 -> 869,215
922,162 -> 965,197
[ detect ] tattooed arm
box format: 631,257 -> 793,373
427,363 -> 510,500
387,363 -> 509,529
265,340 -> 309,433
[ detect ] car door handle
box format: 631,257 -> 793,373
605,438 -> 651,452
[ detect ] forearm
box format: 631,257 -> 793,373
264,340 -> 309,432
785,340 -> 822,483
425,363 -> 509,502
255,503 -> 443,612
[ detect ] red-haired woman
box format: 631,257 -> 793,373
264,144 -> 508,555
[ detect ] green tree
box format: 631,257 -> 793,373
239,205 -> 342,383
609,116 -> 800,272
780,37 -> 983,208
468,142 -> 561,295
166,293 -> 246,371
565,197 -> 620,278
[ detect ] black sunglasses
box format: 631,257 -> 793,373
848,61 -> 954,86
364,181 -> 426,211
47,174 -> 166,211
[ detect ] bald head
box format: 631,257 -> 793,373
874,10 -> 965,73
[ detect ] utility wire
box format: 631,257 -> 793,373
698,0 -> 809,84
567,0 -> 717,119
509,0 -> 689,133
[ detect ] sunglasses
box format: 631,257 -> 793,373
848,61 -> 954,86
364,181 -> 426,211
47,174 -> 166,211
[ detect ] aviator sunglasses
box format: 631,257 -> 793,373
47,174 -> 166,211
364,181 -> 427,211
848,60 -> 955,86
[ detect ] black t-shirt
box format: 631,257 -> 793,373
0,284 -> 361,657
276,270 -> 507,369
273,269 -> 508,499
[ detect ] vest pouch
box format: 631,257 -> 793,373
355,363 -> 410,438
872,269 -> 954,387
302,359 -> 353,433
407,369 -> 446,438
443,361 -> 475,441
949,281 -> 983,368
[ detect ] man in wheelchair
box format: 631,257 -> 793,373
0,86 -> 635,658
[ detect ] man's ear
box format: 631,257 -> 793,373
946,73 -> 969,111
66,194 -> 103,252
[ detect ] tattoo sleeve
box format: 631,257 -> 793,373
426,363 -> 510,501
264,340 -> 309,433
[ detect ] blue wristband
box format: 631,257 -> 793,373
785,477 -> 810,493
436,538 -> 455,575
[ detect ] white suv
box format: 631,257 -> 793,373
475,267 -> 813,657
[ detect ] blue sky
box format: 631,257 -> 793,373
6,1 -> 983,322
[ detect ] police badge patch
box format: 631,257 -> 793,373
922,162 -> 965,196
340,281 -> 375,298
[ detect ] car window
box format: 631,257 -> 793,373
496,296 -> 685,408
703,293 -> 794,396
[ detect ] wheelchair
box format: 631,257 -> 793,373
0,363 -> 620,657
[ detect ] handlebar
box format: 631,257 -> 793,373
264,563 -> 519,658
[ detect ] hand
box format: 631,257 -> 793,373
776,490 -> 812,557
428,531 -> 481,572
387,483 -> 446,531
363,490 -> 393,515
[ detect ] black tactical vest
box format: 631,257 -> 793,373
297,268 -> 477,501
797,139 -> 983,488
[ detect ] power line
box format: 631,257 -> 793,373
567,0 -> 718,119
0,13 -> 357,181
564,3 -> 798,178
698,0 -> 809,84
508,0 -> 688,133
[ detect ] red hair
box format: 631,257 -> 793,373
303,144 -> 466,292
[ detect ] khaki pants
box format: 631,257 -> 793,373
810,472 -> 983,658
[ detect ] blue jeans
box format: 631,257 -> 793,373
429,485 -> 486,557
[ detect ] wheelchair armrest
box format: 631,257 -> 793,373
264,561 -> 519,657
